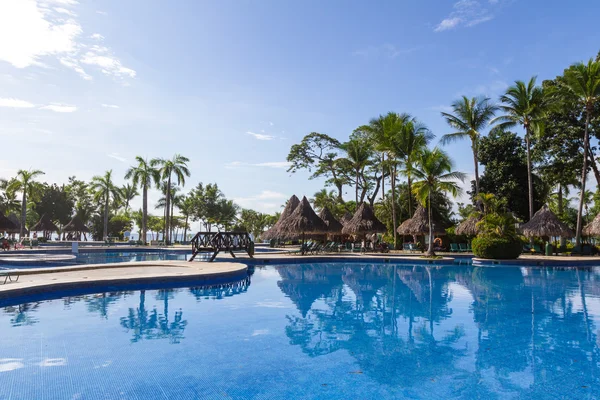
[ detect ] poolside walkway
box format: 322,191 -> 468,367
0,261 -> 247,298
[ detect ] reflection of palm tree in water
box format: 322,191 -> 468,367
3,302 -> 41,326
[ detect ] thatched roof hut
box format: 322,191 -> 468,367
0,211 -> 17,232
397,205 -> 446,236
262,195 -> 300,240
455,214 -> 481,236
585,213 -> 600,236
318,207 -> 343,235
341,203 -> 387,236
520,204 -> 574,238
30,214 -> 59,233
340,212 -> 353,226
279,196 -> 329,237
5,213 -> 23,234
63,215 -> 90,233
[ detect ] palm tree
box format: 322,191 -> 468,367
358,116 -> 389,201
340,138 -> 373,204
120,183 -> 139,213
8,169 -> 45,237
412,148 -> 465,256
125,157 -> 160,245
310,189 -> 338,213
151,155 -> 190,244
440,96 -> 497,196
178,195 -> 195,242
559,59 -> 600,245
90,170 -> 121,240
492,77 -> 548,220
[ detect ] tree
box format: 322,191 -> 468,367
151,154 -> 190,244
120,183 -> 139,213
35,184 -> 74,227
339,137 -> 373,204
90,170 -> 121,240
558,59 -> 600,245
440,96 -> 497,196
411,148 -> 465,256
125,157 -> 160,245
178,195 -> 195,241
9,169 -> 45,237
492,77 -> 548,220
477,130 -> 549,221
310,189 -> 338,214
287,133 -> 350,202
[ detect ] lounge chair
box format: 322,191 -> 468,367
0,270 -> 19,285
450,243 -> 460,253
466,243 -> 472,252
459,243 -> 468,252
352,242 -> 363,253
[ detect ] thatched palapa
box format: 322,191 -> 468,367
340,212 -> 353,226
6,213 -> 25,235
520,204 -> 574,238
341,203 -> 387,236
585,212 -> 600,236
279,196 -> 328,237
63,215 -> 90,233
262,195 -> 300,240
31,214 -> 59,233
0,211 -> 17,232
397,205 -> 446,236
318,207 -> 343,235
455,214 -> 481,236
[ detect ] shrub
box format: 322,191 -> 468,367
472,236 -> 522,259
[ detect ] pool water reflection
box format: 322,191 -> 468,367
1,263 -> 600,399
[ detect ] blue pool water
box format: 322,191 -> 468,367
1,263 -> 600,399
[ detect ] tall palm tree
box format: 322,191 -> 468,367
8,169 -> 45,237
178,195 -> 195,242
120,183 -> 139,213
440,96 -> 497,196
125,157 -> 159,245
151,155 -> 190,244
492,77 -> 548,220
412,148 -> 465,256
559,59 -> 600,245
340,138 -> 373,204
90,170 -> 121,240
358,116 -> 389,201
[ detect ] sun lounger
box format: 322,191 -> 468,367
459,243 -> 468,252
450,243 -> 460,253
0,270 -> 19,284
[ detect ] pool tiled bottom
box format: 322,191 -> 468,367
1,263 -> 600,399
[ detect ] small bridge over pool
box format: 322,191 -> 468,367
189,232 -> 254,262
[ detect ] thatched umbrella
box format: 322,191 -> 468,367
397,205 -> 446,236
455,214 -> 481,236
63,215 -> 90,241
0,211 -> 17,233
5,213 -> 22,235
584,213 -> 600,236
340,212 -> 353,226
520,204 -> 574,238
279,196 -> 329,254
318,207 -> 343,235
341,203 -> 387,237
262,195 -> 300,240
31,214 -> 59,239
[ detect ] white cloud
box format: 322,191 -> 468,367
434,0 -> 504,32
353,43 -> 420,59
48,0 -> 79,5
53,7 -> 76,17
39,103 -> 77,112
107,152 -> 127,163
246,131 -> 275,141
225,161 -> 291,169
59,57 -> 91,80
101,104 -> 119,109
269,121 -> 274,126
0,97 -> 35,108
81,51 -> 136,78
96,10 -> 107,15
90,33 -> 104,40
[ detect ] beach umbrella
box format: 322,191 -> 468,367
5,212 -> 22,235
279,196 -> 329,254
63,215 -> 90,240
397,205 -> 446,236
455,214 -> 481,236
0,211 -> 17,233
318,207 -> 343,235
520,204 -> 574,238
262,195 -> 300,240
341,203 -> 387,236
584,212 -> 600,236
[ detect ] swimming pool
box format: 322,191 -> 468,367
1,262 -> 599,399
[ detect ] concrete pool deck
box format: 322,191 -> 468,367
0,261 -> 247,299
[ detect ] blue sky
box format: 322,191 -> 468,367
1,0 -> 599,220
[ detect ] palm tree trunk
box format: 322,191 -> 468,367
355,168 -> 359,204
472,140 -> 480,196
576,109 -> 591,246
170,200 -> 175,243
183,215 -> 189,242
407,177 -> 413,216
427,192 -> 434,256
391,163 -> 397,250
142,185 -> 148,245
103,193 -> 109,239
525,128 -> 534,220
20,190 -> 26,238
586,142 -> 600,186
165,176 -> 171,244
381,153 -> 385,201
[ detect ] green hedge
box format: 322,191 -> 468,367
472,236 -> 522,259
